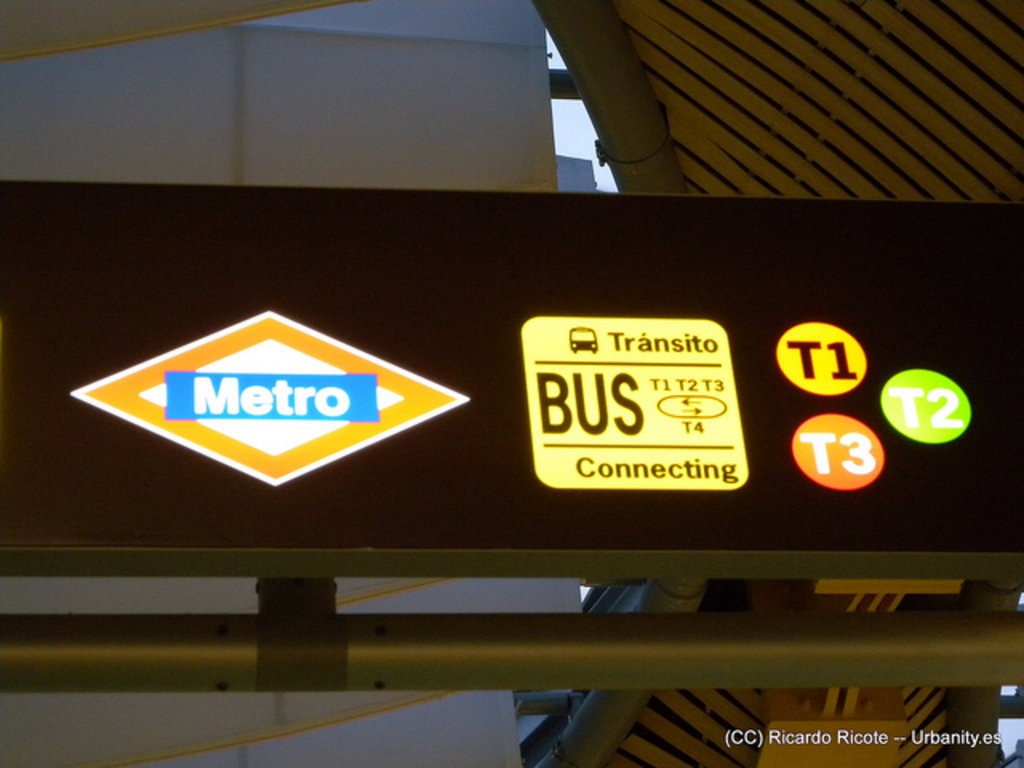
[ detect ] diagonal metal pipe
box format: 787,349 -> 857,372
537,578 -> 706,768
533,0 -> 687,193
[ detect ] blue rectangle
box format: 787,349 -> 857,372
165,372 -> 379,421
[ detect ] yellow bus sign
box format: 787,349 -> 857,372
522,317 -> 748,490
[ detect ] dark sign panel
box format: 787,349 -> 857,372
1,183 -> 1021,576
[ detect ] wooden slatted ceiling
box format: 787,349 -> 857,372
900,687 -> 949,768
609,689 -> 763,768
614,0 -> 1024,200
607,687 -> 948,768
600,582 -> 955,767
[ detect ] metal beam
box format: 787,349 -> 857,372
6,548 -> 1022,580
2,611 -> 1023,692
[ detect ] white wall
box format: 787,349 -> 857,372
0,0 -> 556,190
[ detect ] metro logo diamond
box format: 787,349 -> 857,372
71,312 -> 469,485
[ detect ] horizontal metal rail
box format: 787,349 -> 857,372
2,611 -> 1022,692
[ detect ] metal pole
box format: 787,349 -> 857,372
3,611 -> 1023,693
0,614 -> 258,692
532,0 -> 688,193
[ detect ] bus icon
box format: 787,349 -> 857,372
569,327 -> 598,353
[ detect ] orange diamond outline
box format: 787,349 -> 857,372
71,312 -> 469,485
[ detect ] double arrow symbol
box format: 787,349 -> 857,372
656,395 -> 728,420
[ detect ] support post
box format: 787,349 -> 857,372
256,577 -> 344,691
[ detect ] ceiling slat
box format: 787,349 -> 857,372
618,732 -> 686,768
619,0 -> 1024,200
816,0 -> 1023,197
899,686 -> 948,768
655,690 -> 760,766
618,0 -> 876,195
664,0 -> 975,198
638,706 -> 749,768
655,83 -> 821,196
984,0 -> 1024,30
857,1 -> 1024,139
623,22 -> 894,196
761,1 -> 1005,198
938,0 -> 1024,63
901,740 -> 948,768
672,145 -> 749,195
662,0 -> 990,198
693,689 -> 764,732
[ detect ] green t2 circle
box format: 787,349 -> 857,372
880,369 -> 971,443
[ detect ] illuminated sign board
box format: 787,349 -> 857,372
522,317 -> 747,490
70,312 -> 468,485
1,183 -> 1020,577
